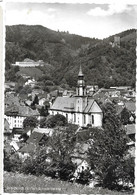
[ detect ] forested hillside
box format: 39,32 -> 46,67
5,25 -> 136,88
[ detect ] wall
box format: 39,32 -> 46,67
5,115 -> 25,129
49,110 -> 103,127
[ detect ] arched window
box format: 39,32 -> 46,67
84,115 -> 86,124
92,115 -> 94,124
66,114 -> 68,121
74,114 -> 76,122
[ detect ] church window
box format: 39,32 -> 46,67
92,115 -> 94,124
84,115 -> 86,124
66,114 -> 68,121
52,111 -> 54,115
74,114 -> 76,122
78,107 -> 79,112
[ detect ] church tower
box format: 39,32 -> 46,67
76,65 -> 86,96
75,65 -> 87,126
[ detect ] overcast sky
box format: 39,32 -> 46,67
5,0 -> 137,39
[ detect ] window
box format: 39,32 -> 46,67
84,115 -> 86,124
52,111 -> 54,115
66,114 -> 68,121
78,107 -> 79,112
92,115 -> 94,124
74,114 -> 76,122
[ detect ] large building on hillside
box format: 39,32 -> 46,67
12,58 -> 44,67
49,67 -> 103,127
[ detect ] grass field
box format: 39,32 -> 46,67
4,171 -> 134,194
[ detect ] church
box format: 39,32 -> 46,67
49,66 -> 103,127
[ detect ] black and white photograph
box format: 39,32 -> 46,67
3,0 -> 137,194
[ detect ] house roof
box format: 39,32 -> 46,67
5,95 -> 21,107
4,119 -> 10,133
77,130 -> 90,142
115,105 -> 124,115
125,102 -> 136,112
125,124 -> 135,135
19,143 -> 37,154
50,96 -> 102,113
84,100 -> 102,113
26,131 -> 45,144
33,128 -> 54,136
5,105 -> 39,117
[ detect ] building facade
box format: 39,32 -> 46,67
5,105 -> 40,130
49,66 -> 103,127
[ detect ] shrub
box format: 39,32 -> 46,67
4,150 -> 22,172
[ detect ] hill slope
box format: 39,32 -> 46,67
5,25 -> 136,88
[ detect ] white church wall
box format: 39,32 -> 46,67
92,113 -> 102,127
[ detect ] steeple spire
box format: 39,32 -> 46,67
78,65 -> 84,76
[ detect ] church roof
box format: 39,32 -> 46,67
51,97 -> 76,111
50,97 -> 102,113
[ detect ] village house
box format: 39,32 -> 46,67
18,127 -> 54,159
62,89 -> 75,97
24,78 -> 37,88
86,85 -> 98,96
5,104 -> 40,130
49,66 -> 103,127
124,124 -> 135,158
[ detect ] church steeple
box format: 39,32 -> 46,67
78,65 -> 84,77
76,65 -> 86,96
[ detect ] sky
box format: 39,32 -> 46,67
5,0 -> 137,39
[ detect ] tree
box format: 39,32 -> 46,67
4,149 -> 22,172
45,114 -> 67,128
21,124 -> 78,180
23,116 -> 38,129
39,117 -> 47,128
39,106 -> 49,117
20,85 -> 32,95
121,107 -> 130,125
44,124 -> 78,180
34,95 -> 39,105
87,102 -> 131,189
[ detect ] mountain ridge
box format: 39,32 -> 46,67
5,25 -> 136,88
